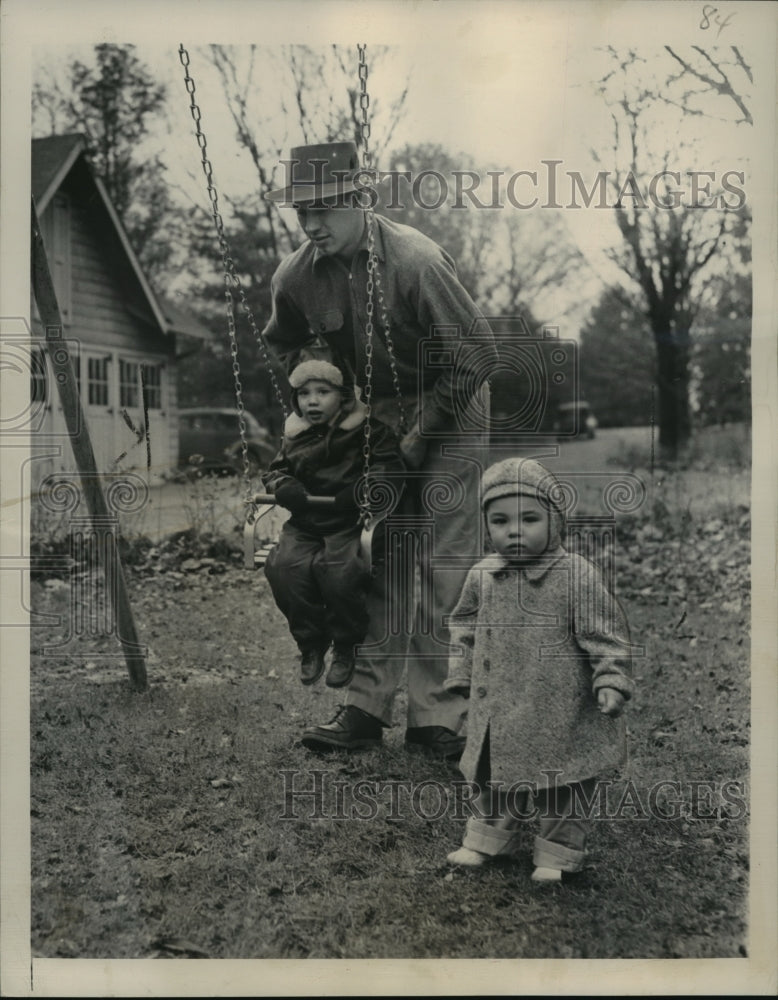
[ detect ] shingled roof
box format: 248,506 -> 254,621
31,134 -> 213,343
32,133 -> 87,210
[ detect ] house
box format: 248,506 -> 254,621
31,133 -> 212,485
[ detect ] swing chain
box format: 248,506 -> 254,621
358,43 -> 374,513
357,45 -> 407,516
361,221 -> 375,511
179,44 -> 288,500
357,45 -> 371,171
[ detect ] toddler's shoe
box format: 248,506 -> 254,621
326,646 -> 356,688
446,846 -> 491,867
299,648 -> 326,686
531,866 -> 562,882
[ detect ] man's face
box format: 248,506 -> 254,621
485,494 -> 550,562
296,379 -> 342,425
294,199 -> 365,259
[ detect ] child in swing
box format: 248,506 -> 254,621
444,458 -> 634,882
263,360 -> 405,690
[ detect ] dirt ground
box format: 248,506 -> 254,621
24,424 -> 757,965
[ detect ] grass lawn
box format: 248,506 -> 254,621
28,432 -> 753,963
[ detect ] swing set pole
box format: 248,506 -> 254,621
30,199 -> 148,693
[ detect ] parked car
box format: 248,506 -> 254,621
178,407 -> 277,476
553,401 -> 598,439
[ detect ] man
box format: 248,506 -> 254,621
263,141 -> 497,758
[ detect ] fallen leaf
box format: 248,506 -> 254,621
152,937 -> 210,959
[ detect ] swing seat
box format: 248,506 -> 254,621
243,496 -> 278,569
243,493 -> 380,572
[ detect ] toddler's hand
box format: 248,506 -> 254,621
274,480 -> 309,512
444,678 -> 471,699
597,687 -> 625,717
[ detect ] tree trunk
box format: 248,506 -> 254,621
654,331 -> 691,460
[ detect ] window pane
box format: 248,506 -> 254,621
87,357 -> 109,407
140,363 -> 162,409
119,359 -> 139,408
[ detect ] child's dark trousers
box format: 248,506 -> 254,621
264,521 -> 369,652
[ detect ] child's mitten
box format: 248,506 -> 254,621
274,479 -> 309,512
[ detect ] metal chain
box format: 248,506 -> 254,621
179,44 -> 288,500
356,45 -> 407,515
358,44 -> 374,513
372,246 -> 408,435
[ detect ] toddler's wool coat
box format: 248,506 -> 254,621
446,547 -> 635,788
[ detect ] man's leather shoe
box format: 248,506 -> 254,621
405,726 -> 465,761
299,648 -> 326,686
301,705 -> 383,752
325,646 -> 355,689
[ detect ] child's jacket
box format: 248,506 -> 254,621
262,399 -> 406,535
446,547 -> 635,788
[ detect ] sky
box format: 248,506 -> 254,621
26,26 -> 755,332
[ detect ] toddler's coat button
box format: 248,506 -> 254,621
476,686 -> 488,698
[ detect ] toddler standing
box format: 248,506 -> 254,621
263,360 -> 405,689
444,458 -> 634,881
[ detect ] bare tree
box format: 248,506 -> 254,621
663,46 -> 753,125
32,44 -> 179,279
593,47 -> 749,458
204,44 -> 410,260
382,143 -> 585,323
483,212 -> 585,324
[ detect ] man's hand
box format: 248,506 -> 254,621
597,687 -> 626,717
399,423 -> 428,469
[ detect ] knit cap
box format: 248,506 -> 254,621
288,360 -> 344,389
481,457 -> 567,544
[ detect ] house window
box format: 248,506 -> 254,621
119,359 -> 140,408
141,363 -> 163,409
87,356 -> 110,406
30,348 -> 47,404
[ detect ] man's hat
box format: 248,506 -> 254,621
264,142 -> 361,206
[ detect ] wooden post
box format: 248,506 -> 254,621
30,199 -> 148,692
